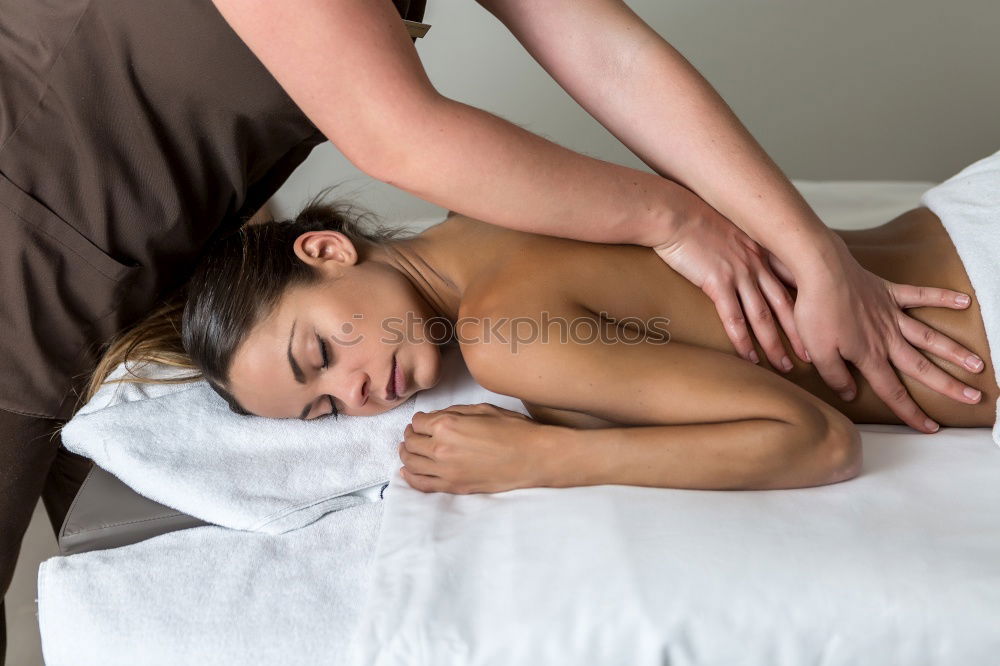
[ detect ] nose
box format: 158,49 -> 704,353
322,369 -> 369,412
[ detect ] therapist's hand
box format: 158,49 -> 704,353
792,235 -> 984,433
398,404 -> 549,494
653,209 -> 808,371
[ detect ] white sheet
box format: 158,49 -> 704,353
40,501 -> 383,666
349,420 -> 1000,665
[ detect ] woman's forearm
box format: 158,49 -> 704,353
535,416 -> 859,491
370,96 -> 715,248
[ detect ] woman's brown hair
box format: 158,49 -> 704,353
80,190 -> 413,414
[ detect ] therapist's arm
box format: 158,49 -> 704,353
212,0 -> 799,379
475,0 -> 985,432
211,0 -> 703,245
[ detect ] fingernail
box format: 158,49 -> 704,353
803,349 -> 811,362
965,355 -> 984,372
955,294 -> 971,307
781,356 -> 793,372
963,387 -> 982,402
924,419 -> 940,433
839,390 -> 855,401
748,350 -> 760,364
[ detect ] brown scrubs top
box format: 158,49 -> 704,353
0,0 -> 336,420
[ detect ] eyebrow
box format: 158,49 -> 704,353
287,319 -> 306,385
288,320 -> 317,420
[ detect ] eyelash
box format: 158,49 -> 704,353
319,335 -> 330,369
317,336 -> 338,421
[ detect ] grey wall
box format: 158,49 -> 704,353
273,0 -> 1000,221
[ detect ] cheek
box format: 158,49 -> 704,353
418,341 -> 444,389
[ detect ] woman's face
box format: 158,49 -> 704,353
226,231 -> 444,419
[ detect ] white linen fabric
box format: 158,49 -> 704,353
39,501 -> 383,666
59,361 -> 417,532
920,148 -> 1000,446
347,423 -> 1000,665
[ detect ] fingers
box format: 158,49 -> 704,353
811,349 -> 859,402
889,340 -> 983,407
736,278 -> 793,371
398,439 -> 436,473
889,283 -> 972,310
897,315 -> 986,373
766,252 -> 797,288
400,422 -> 436,457
409,404 -> 477,433
710,288 -> 758,364
857,359 -> 938,433
400,467 -> 446,493
756,270 -> 809,365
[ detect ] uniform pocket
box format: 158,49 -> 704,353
0,171 -> 140,281
0,170 -> 142,418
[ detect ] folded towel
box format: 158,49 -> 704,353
38,500 -> 383,666
920,148 -> 1000,446
60,361 -> 417,533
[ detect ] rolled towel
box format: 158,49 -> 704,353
920,149 -> 1000,447
60,361 -> 417,533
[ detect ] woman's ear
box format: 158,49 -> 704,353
293,230 -> 358,272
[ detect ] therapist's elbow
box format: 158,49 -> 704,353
344,95 -> 445,188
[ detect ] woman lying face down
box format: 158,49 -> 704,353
95,194 -> 998,493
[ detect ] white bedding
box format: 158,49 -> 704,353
350,416 -> 1000,664
38,181 -> 1000,664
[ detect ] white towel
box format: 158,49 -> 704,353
60,361 -> 417,533
38,500 -> 383,666
920,148 -> 1000,446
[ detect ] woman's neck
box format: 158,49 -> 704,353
366,216 -> 489,322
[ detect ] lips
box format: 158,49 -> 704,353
394,356 -> 406,398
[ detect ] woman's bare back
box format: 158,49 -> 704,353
443,207 -> 997,428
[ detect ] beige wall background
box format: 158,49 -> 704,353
272,0 -> 1000,221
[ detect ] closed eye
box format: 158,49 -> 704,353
312,395 -> 338,421
318,333 -> 330,369
315,333 -> 338,420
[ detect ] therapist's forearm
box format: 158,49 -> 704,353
367,96 -> 713,248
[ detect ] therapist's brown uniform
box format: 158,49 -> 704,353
0,0 -> 433,660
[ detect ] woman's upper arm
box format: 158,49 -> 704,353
459,298 -> 830,429
210,0 -> 440,174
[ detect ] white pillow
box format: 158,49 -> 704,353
61,361 -> 417,533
